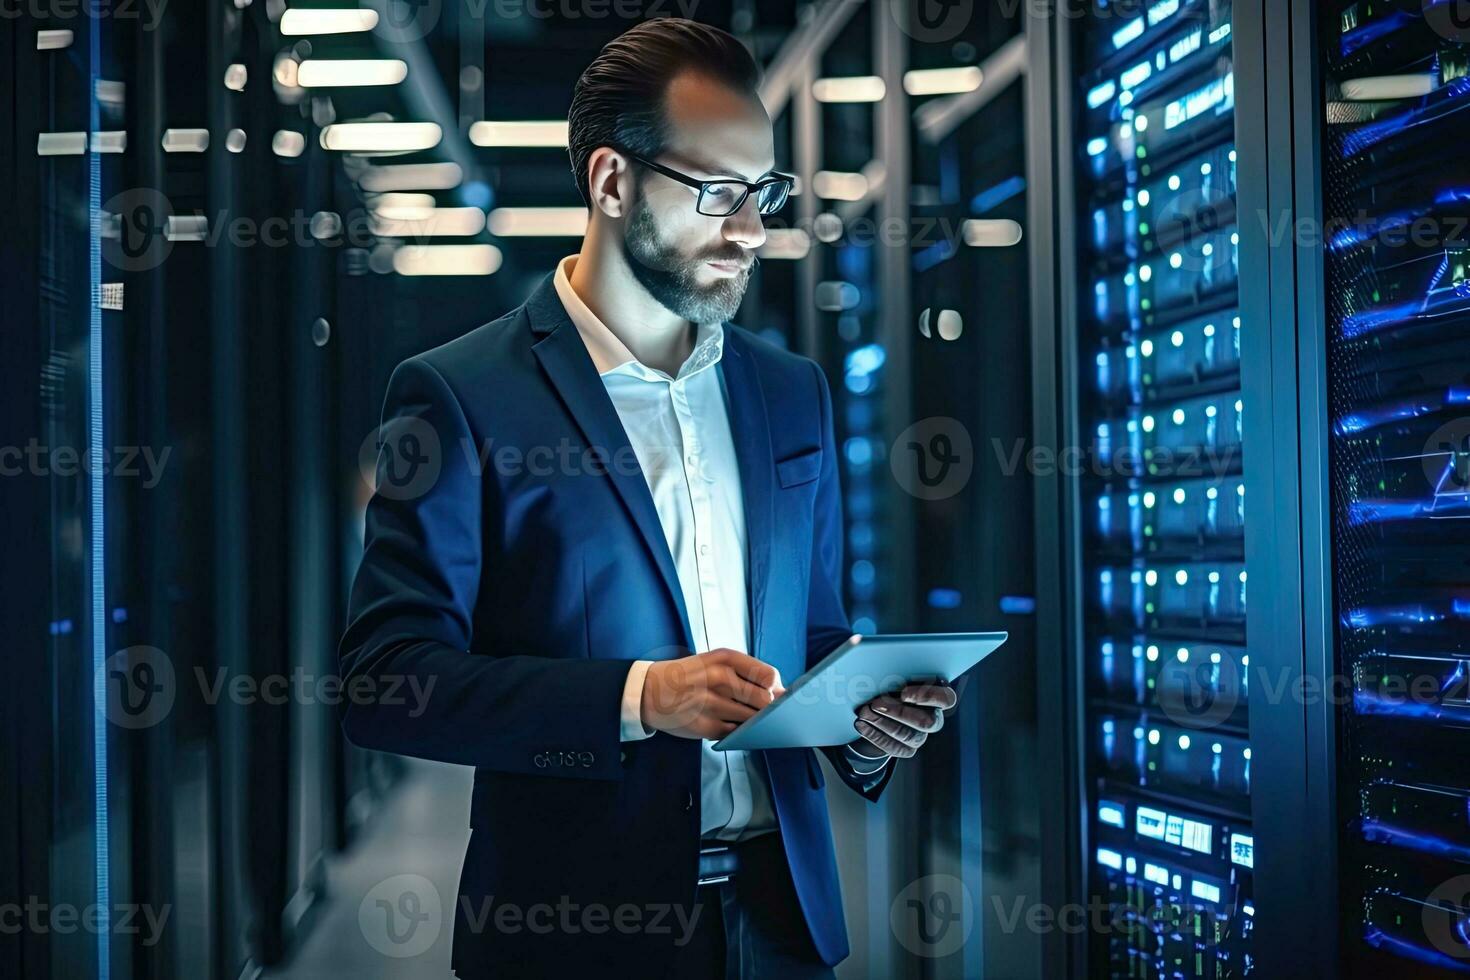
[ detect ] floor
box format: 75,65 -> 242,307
268,759 -> 472,980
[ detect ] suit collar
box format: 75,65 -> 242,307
526,270 -> 775,658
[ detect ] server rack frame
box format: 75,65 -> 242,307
1030,1 -> 1341,976
1239,0 -> 1342,976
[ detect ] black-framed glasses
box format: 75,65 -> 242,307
625,151 -> 794,217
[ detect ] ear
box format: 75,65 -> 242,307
585,146 -> 632,219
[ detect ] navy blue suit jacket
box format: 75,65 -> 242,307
339,271 -> 896,975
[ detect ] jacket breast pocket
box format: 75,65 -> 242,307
776,448 -> 822,488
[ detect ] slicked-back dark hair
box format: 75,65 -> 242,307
567,18 -> 761,207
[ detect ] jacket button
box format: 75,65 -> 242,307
683,791 -> 693,811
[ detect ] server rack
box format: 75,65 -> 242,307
1318,1 -> 1470,974
1044,2 -> 1470,976
1057,2 -> 1256,976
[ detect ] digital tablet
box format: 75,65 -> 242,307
712,631 -> 1008,752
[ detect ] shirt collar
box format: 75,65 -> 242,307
553,253 -> 725,381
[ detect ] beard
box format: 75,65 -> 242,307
621,194 -> 755,325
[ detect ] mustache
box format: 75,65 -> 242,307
699,250 -> 758,270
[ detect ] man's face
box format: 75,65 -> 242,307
621,71 -> 775,325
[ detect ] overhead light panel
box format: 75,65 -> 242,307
162,129 -> 210,153
393,244 -> 503,276
358,161 -> 463,191
812,75 -> 886,103
812,170 -> 869,201
319,122 -> 441,152
758,229 -> 811,260
962,219 -> 1024,247
366,192 -> 438,219
371,206 -> 487,238
298,59 -> 407,87
486,207 -> 588,237
468,120 -> 569,147
279,7 -> 379,34
38,29 -> 73,50
903,66 -> 983,96
272,130 -> 306,157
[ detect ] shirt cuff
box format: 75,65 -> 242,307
845,743 -> 890,774
620,660 -> 657,742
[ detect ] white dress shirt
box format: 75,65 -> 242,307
553,255 -> 888,841
554,254 -> 778,842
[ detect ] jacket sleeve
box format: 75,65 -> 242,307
337,356 -> 634,780
804,361 -> 898,801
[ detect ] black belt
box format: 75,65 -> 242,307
697,831 -> 779,887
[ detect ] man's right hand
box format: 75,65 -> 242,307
640,650 -> 784,740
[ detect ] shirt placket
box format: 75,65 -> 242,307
672,374 -> 753,838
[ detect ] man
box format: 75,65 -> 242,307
339,18 -> 959,979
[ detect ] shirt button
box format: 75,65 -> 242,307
700,544 -> 710,556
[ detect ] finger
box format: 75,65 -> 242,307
701,719 -> 739,739
869,699 -> 943,733
708,665 -> 777,708
730,676 -> 778,710
729,655 -> 781,692
901,682 -> 957,709
712,697 -> 760,724
854,719 -> 916,759
856,709 -> 925,748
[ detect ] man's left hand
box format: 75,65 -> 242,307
850,682 -> 959,760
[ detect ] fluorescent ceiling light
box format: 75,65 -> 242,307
962,219 -> 1024,247
486,207 -> 588,237
371,206 -> 487,238
903,66 -> 983,96
162,129 -> 210,152
758,228 -> 811,260
393,244 -> 503,276
280,8 -> 379,34
320,122 -> 441,152
37,29 -> 73,50
812,75 -> 886,102
298,59 -> 408,88
37,132 -> 87,156
812,171 -> 869,201
367,192 -> 438,219
359,161 -> 463,191
90,131 -> 127,153
468,120 -> 569,147
166,216 -> 210,242
272,130 -> 306,157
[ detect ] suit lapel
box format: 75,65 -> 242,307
718,327 -> 774,658
525,274 -> 694,651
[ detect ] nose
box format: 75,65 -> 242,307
722,192 -> 766,251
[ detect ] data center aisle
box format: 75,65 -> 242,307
269,760 -> 472,980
